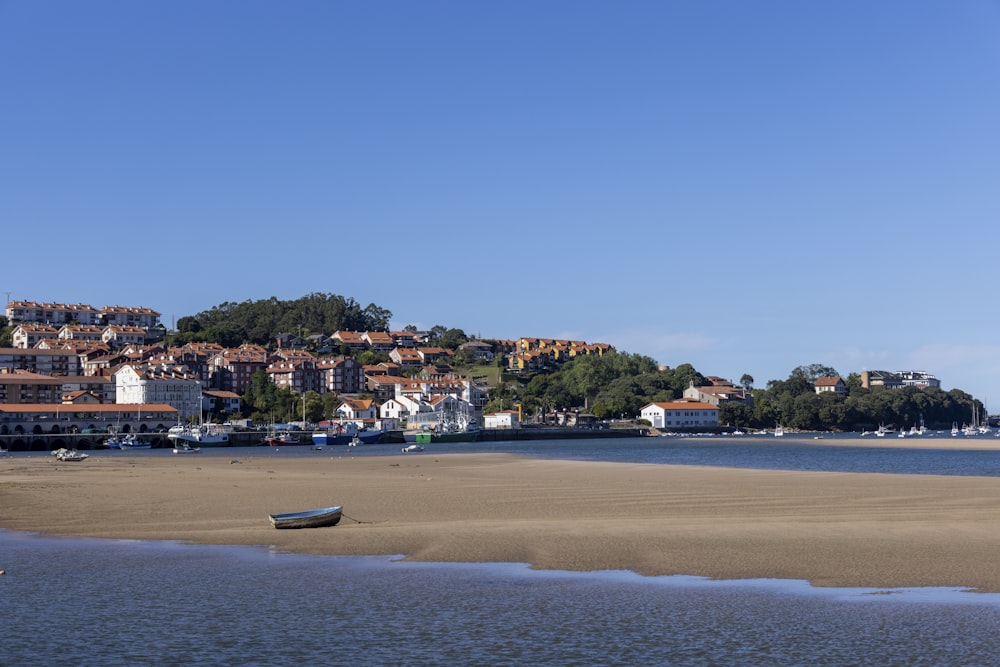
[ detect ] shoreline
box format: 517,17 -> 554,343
4,450 -> 1000,591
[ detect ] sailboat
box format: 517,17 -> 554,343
168,399 -> 232,446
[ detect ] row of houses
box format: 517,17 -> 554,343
11,323 -> 156,349
5,301 -> 161,329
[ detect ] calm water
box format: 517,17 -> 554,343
5,435 -> 1000,665
24,431 -> 1000,476
4,530 -> 1000,666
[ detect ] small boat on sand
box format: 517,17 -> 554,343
402,444 -> 424,453
173,442 -> 201,454
53,448 -> 89,461
268,505 -> 343,529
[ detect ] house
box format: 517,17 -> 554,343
317,356 -> 364,394
0,368 -> 66,404
6,301 -> 103,326
640,401 -> 719,430
389,331 -> 421,348
11,324 -> 59,349
59,375 -> 115,404
331,331 -> 368,352
458,340 -> 495,361
336,398 -> 377,421
0,348 -> 82,376
484,410 -> 520,429
57,325 -> 106,343
683,380 -> 754,407
305,334 -> 334,354
113,364 -> 202,419
101,325 -> 147,349
814,376 -> 847,395
61,390 -> 103,405
860,370 -> 940,390
203,390 -> 241,416
417,347 -> 452,363
208,344 -> 268,394
5,301 -> 160,329
267,357 -> 320,394
362,331 -> 395,352
378,395 -> 426,421
274,333 -> 306,349
100,305 -> 161,329
389,347 -> 423,369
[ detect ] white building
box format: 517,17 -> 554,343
484,410 -> 520,429
113,365 -> 202,419
640,401 -> 719,430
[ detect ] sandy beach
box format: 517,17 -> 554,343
4,443 -> 1000,592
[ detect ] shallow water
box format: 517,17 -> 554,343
3,530 -> 1000,666
7,436 -> 1000,665
16,432 -> 1000,476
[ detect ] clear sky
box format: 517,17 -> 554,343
3,2 -> 999,400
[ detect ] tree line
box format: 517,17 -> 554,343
172,293 -> 393,347
488,355 -> 982,432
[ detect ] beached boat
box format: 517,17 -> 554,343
268,505 -> 343,529
53,448 -> 88,461
172,442 -> 201,454
402,443 -> 424,453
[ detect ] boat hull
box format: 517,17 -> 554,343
168,433 -> 230,447
312,430 -> 383,446
403,430 -> 480,444
268,505 -> 343,529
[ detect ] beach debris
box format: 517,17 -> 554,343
230,459 -> 242,464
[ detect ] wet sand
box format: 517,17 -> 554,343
4,445 -> 1000,591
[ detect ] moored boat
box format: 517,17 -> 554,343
116,434 -> 151,450
311,422 -> 384,446
168,424 -> 231,447
266,431 -> 301,446
268,505 -> 343,529
172,442 -> 201,453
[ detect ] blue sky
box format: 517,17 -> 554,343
3,2 -> 999,400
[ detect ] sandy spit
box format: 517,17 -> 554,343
4,449 -> 1000,591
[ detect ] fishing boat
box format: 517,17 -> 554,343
266,431 -> 301,446
268,505 -> 343,529
168,423 -> 231,447
116,434 -> 151,450
311,422 -> 384,446
172,442 -> 201,454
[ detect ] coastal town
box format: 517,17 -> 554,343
0,299 -> 631,450
0,298 -> 981,452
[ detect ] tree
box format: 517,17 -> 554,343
438,328 -> 469,350
176,316 -> 201,333
739,374 -> 754,390
789,364 -> 839,382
